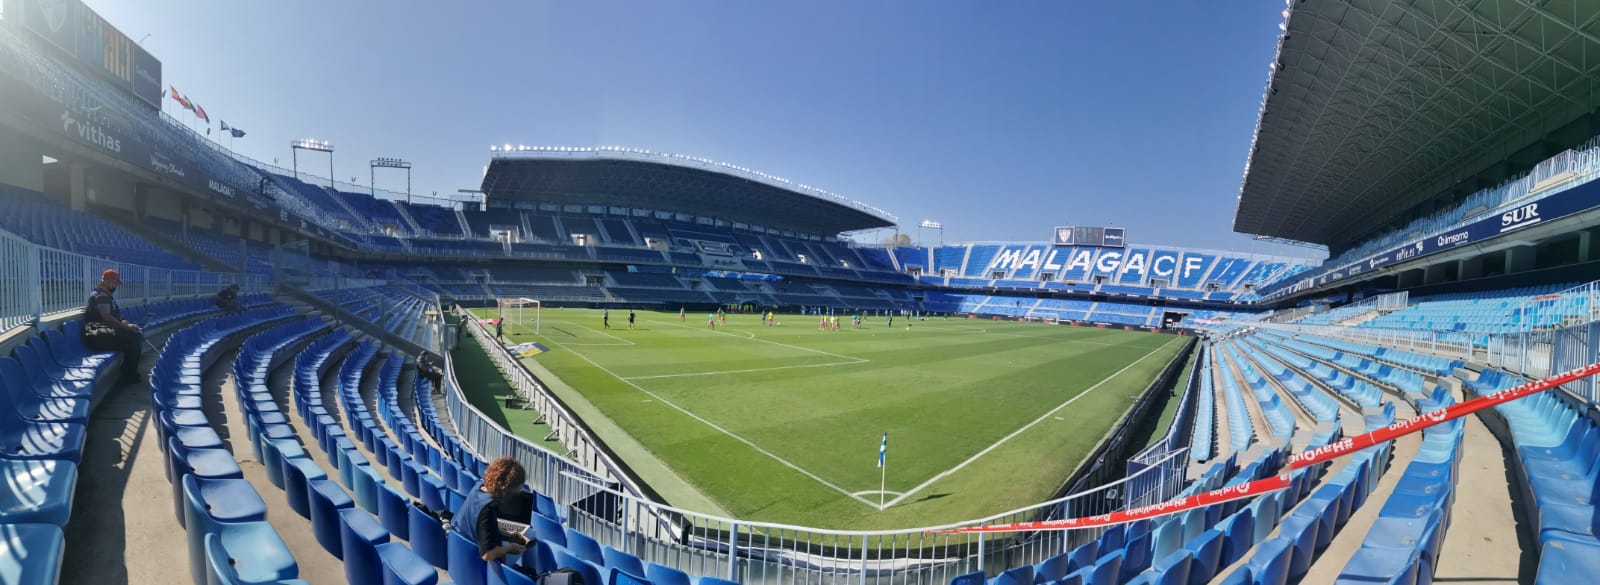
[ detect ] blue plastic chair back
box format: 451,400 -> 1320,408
447,530 -> 488,585
603,546 -> 647,578
645,562 -> 692,585
407,504 -> 449,568
990,564 -> 1033,585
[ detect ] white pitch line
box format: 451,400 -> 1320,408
622,359 -> 867,381
536,335 -> 882,509
851,490 -> 906,497
545,320 -> 636,346
881,337 -> 1181,508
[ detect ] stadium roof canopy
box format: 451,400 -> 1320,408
1234,0 -> 1600,248
479,147 -> 898,236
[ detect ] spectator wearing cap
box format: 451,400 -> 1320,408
81,269 -> 145,383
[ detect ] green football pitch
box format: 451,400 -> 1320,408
461,308 -> 1185,530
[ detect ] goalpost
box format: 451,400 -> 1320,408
497,298 -> 541,335
1026,312 -> 1062,324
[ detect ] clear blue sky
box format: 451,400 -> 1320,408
88,0 -> 1318,259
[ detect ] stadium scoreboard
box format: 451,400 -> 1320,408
1053,226 -> 1124,248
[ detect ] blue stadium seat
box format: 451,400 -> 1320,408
948,570 -> 986,585
447,530 -> 488,585
564,528 -> 604,564
0,459 -> 76,527
408,504 -> 450,569
166,439 -> 245,526
379,541 -> 441,585
282,456 -> 329,519
1150,550 -> 1192,585
611,569 -> 652,585
1242,537 -> 1292,585
309,478 -> 356,559
202,525 -> 302,585
490,562 -> 541,585
1219,508 -> 1254,566
1033,550 -> 1072,583
353,464 -> 385,515
988,564 -> 1032,585
378,484 -> 411,541
1275,515 -> 1318,582
181,474 -> 270,585
1067,541 -> 1099,573
0,523 -> 63,585
1536,533 -> 1600,584
1088,550 -> 1123,585
530,514 -> 566,548
339,507 -> 392,585
645,563 -> 691,585
603,546 -> 647,582
555,548 -> 605,585
1183,529 -> 1224,585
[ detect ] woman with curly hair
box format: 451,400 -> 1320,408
453,456 -> 530,561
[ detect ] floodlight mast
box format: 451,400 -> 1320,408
370,157 -> 413,203
918,220 -> 944,246
290,139 -> 335,187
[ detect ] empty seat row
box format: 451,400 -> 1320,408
1470,369 -> 1600,584
150,306 -> 314,585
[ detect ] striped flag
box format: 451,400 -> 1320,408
878,433 -> 888,468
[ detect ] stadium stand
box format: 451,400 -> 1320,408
6,2 -> 1600,583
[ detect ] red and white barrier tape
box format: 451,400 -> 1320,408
939,361 -> 1600,534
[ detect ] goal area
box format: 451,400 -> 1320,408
497,298 -> 541,335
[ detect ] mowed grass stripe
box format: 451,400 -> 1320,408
480,309 -> 1183,528
639,329 -> 1172,492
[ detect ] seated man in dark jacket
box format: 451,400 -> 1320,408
82,269 -> 145,383
214,284 -> 241,312
417,352 -> 445,394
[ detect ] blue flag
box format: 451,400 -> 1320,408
878,432 -> 888,468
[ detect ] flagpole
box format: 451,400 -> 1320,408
879,459 -> 887,509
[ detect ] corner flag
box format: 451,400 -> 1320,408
878,432 -> 888,468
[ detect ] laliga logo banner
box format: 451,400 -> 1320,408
941,360 -> 1600,534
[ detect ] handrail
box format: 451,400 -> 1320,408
0,227 -> 267,332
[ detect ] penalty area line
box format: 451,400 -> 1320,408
880,337 -> 1182,509
535,336 -> 884,510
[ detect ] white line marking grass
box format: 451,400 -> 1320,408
502,314 -> 1177,512
533,332 -> 884,509
543,320 -> 637,346
880,337 -> 1181,508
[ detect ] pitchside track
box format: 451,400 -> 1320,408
464,308 -> 1184,529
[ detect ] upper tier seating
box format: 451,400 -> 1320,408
268,174 -> 368,233
333,190 -> 413,236
399,202 -> 465,238
0,186 -> 198,270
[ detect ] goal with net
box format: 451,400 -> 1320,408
1024,312 -> 1062,324
497,298 -> 541,335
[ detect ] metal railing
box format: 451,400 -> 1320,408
436,307 -> 1193,582
1244,282 -> 1600,405
453,308 -> 644,499
1516,281 -> 1600,332
1,227 -> 267,332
